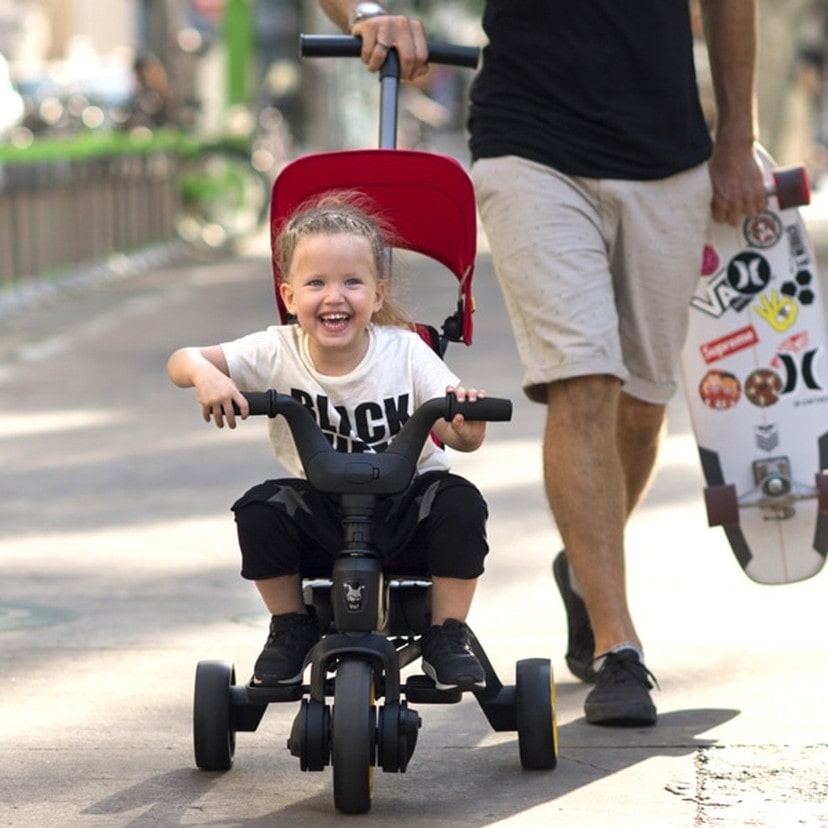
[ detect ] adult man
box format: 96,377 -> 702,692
320,0 -> 767,725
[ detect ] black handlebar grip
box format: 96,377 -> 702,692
447,396 -> 512,422
300,34 -> 479,69
234,391 -> 278,417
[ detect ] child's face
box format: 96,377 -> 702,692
280,232 -> 385,364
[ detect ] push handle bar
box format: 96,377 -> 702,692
300,34 -> 480,69
238,390 -> 511,495
300,34 -> 478,149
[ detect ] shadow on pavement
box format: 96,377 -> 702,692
80,708 -> 739,826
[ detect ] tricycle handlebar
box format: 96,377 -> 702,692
239,391 -> 510,496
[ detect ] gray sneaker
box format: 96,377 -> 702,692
584,649 -> 657,726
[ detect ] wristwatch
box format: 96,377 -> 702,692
349,2 -> 387,30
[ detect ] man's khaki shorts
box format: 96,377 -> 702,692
472,156 -> 712,405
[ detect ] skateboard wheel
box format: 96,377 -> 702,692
705,484 -> 739,527
816,472 -> 828,514
772,166 -> 811,210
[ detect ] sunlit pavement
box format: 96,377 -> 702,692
1,208 -> 827,825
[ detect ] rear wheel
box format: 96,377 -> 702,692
331,659 -> 376,813
773,166 -> 811,210
516,658 -> 558,770
705,484 -> 740,527
193,661 -> 236,771
816,472 -> 828,514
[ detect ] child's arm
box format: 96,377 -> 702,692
166,345 -> 249,428
431,385 -> 487,452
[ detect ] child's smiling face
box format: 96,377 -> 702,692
280,232 -> 385,373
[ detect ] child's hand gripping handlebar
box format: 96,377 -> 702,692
240,390 -> 511,496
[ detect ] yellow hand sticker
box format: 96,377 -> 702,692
754,289 -> 799,332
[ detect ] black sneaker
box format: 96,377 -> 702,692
421,619 -> 486,691
252,612 -> 320,686
552,550 -> 598,683
584,649 -> 658,726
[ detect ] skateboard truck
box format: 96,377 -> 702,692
753,457 -> 792,497
705,459 -> 828,527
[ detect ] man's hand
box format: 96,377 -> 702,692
709,141 -> 768,226
350,14 -> 430,81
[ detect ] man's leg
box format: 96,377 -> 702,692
543,375 -> 638,657
545,375 -> 659,725
616,392 -> 668,517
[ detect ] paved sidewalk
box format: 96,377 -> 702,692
1,199 -> 827,826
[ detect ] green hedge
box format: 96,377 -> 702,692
0,130 -> 249,166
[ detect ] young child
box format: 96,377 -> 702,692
167,192 -> 491,691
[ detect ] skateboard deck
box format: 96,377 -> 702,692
680,145 -> 828,584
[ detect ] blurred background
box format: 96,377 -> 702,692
0,0 -> 827,298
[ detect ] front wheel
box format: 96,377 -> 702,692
331,659 -> 377,813
816,471 -> 828,514
193,660 -> 236,771
705,484 -> 740,527
516,658 -> 558,770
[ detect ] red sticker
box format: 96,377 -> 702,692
699,325 -> 759,364
744,368 -> 783,407
742,211 -> 783,248
699,370 -> 742,410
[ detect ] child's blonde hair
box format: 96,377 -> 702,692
276,191 -> 411,328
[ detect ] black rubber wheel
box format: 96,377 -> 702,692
704,484 -> 740,527
816,472 -> 828,514
516,658 -> 558,770
331,659 -> 376,814
193,660 -> 236,771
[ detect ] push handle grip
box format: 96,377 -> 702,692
446,395 -> 512,422
300,34 -> 480,69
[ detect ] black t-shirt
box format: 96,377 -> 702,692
468,0 -> 713,179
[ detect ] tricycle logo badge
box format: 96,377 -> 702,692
343,581 -> 366,612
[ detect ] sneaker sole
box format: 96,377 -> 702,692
584,700 -> 657,727
252,653 -> 314,687
422,661 -> 486,692
552,552 -> 598,683
251,670 -> 304,687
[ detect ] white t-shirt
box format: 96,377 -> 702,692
221,324 -> 460,478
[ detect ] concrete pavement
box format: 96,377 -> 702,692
1,214 -> 827,826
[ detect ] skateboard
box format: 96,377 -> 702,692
680,145 -> 828,584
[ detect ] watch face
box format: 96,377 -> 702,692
351,2 -> 386,26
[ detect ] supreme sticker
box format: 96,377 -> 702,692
699,325 -> 759,364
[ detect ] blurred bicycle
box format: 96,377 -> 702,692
173,105 -> 292,254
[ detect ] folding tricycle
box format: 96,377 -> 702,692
191,35 -> 558,814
